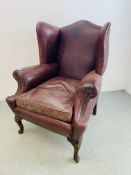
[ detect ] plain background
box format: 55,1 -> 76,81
0,0 -> 131,100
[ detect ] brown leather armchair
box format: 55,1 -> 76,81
6,20 -> 111,162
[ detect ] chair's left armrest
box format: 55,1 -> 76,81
13,63 -> 58,94
72,70 -> 102,140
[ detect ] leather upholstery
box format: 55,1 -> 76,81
36,22 -> 60,64
58,20 -> 101,79
13,63 -> 58,94
16,77 -> 79,122
72,70 -> 102,140
95,22 -> 111,75
15,107 -> 72,137
6,20 -> 111,162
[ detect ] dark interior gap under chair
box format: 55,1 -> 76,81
6,20 -> 111,162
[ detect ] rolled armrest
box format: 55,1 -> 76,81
72,70 -> 102,140
78,69 -> 102,93
13,63 -> 58,94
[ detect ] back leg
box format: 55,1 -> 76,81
15,116 -> 24,134
93,103 -> 97,115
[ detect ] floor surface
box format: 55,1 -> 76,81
0,91 -> 131,175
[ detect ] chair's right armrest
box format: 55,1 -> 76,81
6,63 -> 58,111
13,63 -> 58,94
6,63 -> 58,112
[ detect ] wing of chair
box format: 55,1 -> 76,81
6,20 -> 111,162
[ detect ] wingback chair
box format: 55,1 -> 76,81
6,20 -> 111,162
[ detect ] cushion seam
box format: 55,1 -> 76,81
16,98 -> 72,116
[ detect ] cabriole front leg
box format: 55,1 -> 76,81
15,116 -> 24,134
67,137 -> 82,163
73,142 -> 80,162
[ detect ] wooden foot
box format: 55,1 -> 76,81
73,143 -> 80,162
93,103 -> 97,115
67,137 -> 82,163
15,116 -> 24,134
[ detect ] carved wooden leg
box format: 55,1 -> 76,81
15,116 -> 24,134
67,137 -> 82,163
93,103 -> 97,115
73,142 -> 80,162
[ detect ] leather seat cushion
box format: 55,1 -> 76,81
16,77 -> 79,122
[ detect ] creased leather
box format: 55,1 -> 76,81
13,63 -> 58,94
72,70 -> 102,140
16,77 -> 79,122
